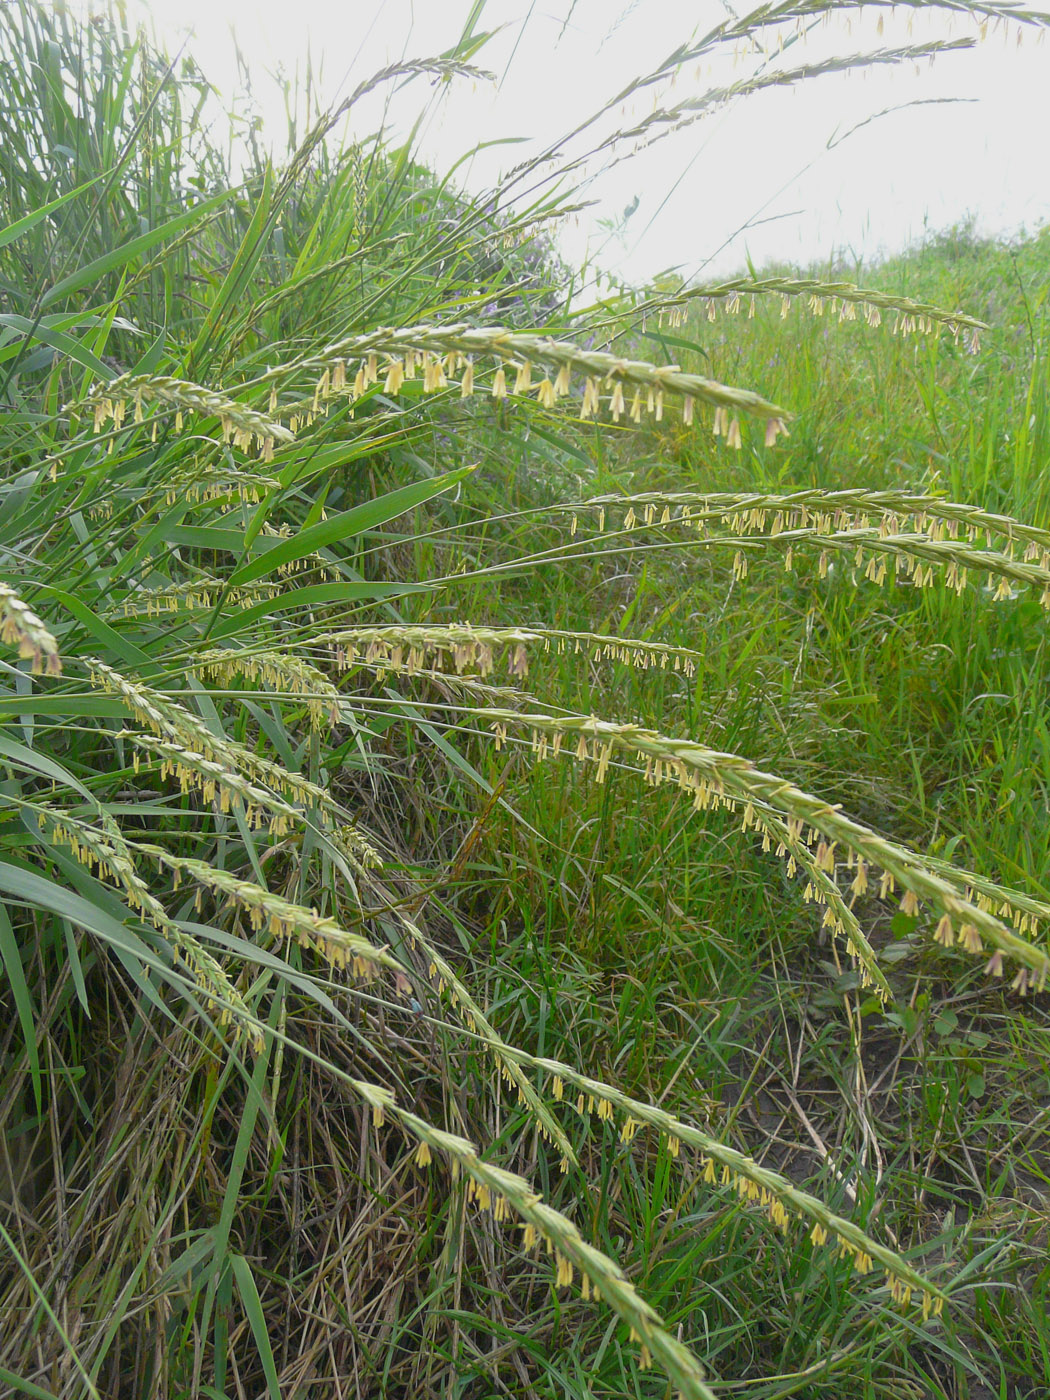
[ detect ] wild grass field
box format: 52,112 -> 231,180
1,2 -> 1049,1398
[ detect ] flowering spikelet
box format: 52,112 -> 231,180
141,848 -> 401,978
114,578 -> 282,620
115,578 -> 242,618
193,649 -> 341,728
87,661 -> 337,812
363,897 -> 578,1167
121,732 -> 304,836
507,1045 -> 946,1321
645,275 -> 987,345
320,624 -> 699,681
0,584 -> 62,675
275,322 -> 789,439
36,808 -> 258,1048
378,1102 -> 717,1397
582,487 -> 1050,609
41,807 -> 171,931
328,821 -> 384,873
252,521 -> 336,581
159,465 -> 281,507
760,810 -> 890,1001
479,706 -> 1050,992
80,373 -> 293,456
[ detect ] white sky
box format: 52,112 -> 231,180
100,1 -> 1049,284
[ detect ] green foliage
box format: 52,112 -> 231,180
2,2 -> 1050,1398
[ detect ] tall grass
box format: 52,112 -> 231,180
1,3 -> 1049,1397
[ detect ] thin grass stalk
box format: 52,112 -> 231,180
550,40 -> 979,200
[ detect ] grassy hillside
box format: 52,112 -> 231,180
1,3 -> 1049,1398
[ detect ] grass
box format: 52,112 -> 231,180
473,234 -> 1050,1393
2,1 -> 1050,1397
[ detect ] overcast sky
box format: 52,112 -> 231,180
101,1 -> 1049,284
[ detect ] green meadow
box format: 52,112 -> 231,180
1,3 -> 1049,1397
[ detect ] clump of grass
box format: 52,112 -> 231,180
2,3 -> 1050,1398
